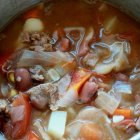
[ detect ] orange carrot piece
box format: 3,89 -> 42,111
79,123 -> 103,140
114,109 -> 132,119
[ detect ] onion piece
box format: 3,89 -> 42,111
94,41 -> 131,74
17,50 -> 75,68
129,132 -> 140,140
57,74 -> 71,93
10,105 -> 25,123
113,81 -> 132,95
95,90 -> 120,114
33,119 -> 51,140
47,69 -> 60,82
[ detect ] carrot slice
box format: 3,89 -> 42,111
113,109 -> 132,119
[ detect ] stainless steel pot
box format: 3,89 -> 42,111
0,0 -> 140,30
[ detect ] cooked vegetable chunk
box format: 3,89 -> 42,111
48,111 -> 67,139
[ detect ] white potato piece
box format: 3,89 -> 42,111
112,115 -> 124,123
23,18 -> 44,32
48,111 -> 67,139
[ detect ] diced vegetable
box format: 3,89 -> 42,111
104,16 -> 117,32
55,61 -> 76,76
113,81 -> 132,94
78,27 -> 94,56
112,115 -> 124,123
10,105 -> 25,123
47,69 -> 60,82
79,123 -> 103,140
23,18 -> 44,32
17,50 -> 75,68
48,111 -> 67,139
94,41 -> 131,74
33,120 -> 51,140
113,109 -> 132,119
129,132 -> 140,140
57,74 -> 71,93
9,94 -> 31,139
95,90 -> 120,114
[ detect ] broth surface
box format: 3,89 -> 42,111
0,0 -> 140,140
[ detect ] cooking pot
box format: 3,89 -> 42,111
0,0 -> 140,30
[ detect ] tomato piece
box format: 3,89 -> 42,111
10,94 -> 31,139
27,130 -> 40,140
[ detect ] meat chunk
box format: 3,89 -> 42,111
21,32 -> 54,52
0,99 -> 9,114
56,38 -> 70,52
79,79 -> 98,103
80,81 -> 98,103
27,83 -> 58,110
29,65 -> 45,82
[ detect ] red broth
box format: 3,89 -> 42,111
0,0 -> 140,139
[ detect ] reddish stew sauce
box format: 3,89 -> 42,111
0,0 -> 140,140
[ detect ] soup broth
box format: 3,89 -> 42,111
0,0 -> 140,140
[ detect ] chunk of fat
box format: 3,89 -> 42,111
23,18 -> 44,32
48,111 -> 67,139
112,115 -> 124,123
